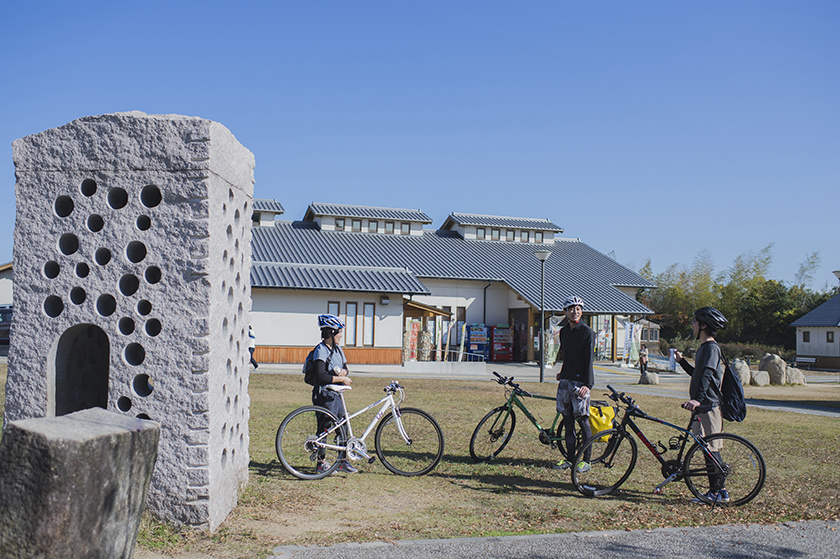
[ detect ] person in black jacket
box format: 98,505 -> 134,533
675,306 -> 727,503
553,296 -> 595,473
311,314 -> 357,474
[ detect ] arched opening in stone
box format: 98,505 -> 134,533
53,324 -> 110,416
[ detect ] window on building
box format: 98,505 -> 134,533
521,230 -> 529,242
327,301 -> 340,316
363,303 -> 375,346
506,230 -> 515,242
535,231 -> 543,243
335,218 -> 345,231
385,221 -> 395,234
651,329 -> 659,341
828,331 -> 835,344
345,302 -> 358,346
803,331 -> 810,343
400,222 -> 411,235
641,329 -> 649,342
491,229 -> 500,241
352,219 -> 362,232
476,227 -> 485,240
369,220 -> 378,233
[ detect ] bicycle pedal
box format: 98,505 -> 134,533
368,457 -> 377,464
653,487 -> 663,495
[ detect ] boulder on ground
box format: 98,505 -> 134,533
731,358 -> 751,386
759,353 -> 786,385
785,366 -> 807,385
638,372 -> 660,385
750,370 -> 770,387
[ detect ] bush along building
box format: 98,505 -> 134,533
250,201 -> 655,366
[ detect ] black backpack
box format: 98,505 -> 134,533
302,344 -> 335,386
710,343 -> 747,422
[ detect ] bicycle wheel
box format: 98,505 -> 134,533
684,433 -> 766,506
554,417 -> 585,460
276,405 -> 345,480
571,429 -> 638,497
469,406 -> 516,462
375,407 -> 444,476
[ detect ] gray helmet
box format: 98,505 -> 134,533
694,307 -> 727,330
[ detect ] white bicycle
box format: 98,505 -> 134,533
275,381 -> 445,480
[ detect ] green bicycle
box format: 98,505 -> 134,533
469,372 -> 592,462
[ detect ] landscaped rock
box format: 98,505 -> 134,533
638,372 -> 660,385
785,366 -> 807,385
750,370 -> 770,387
759,353 -> 786,385
731,358 -> 751,386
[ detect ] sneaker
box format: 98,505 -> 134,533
336,461 -> 359,474
690,490 -> 729,504
575,461 -> 591,473
552,460 -> 573,470
316,460 -> 332,474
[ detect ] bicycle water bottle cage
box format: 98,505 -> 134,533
669,436 -> 683,450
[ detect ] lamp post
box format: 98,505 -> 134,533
534,250 -> 552,382
834,271 -> 840,379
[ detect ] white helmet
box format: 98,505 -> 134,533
563,296 -> 584,310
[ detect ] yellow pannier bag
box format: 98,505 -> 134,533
588,401 -> 617,442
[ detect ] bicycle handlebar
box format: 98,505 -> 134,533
491,371 -> 532,397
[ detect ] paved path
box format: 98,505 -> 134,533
269,520 -> 840,559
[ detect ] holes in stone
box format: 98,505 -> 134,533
59,234 -> 79,255
95,248 -> 112,266
221,449 -> 228,469
228,189 -> 234,203
119,317 -> 136,335
126,241 -> 146,263
137,413 -> 151,420
227,286 -> 234,304
70,287 -> 86,305
225,396 -> 231,412
125,343 -> 146,366
145,318 -> 161,337
222,317 -> 228,334
81,179 -> 97,196
133,373 -> 154,396
222,203 -> 227,216
75,262 -> 89,278
44,296 -> 64,317
226,225 -> 233,241
118,397 -> 132,412
229,258 -> 234,272
96,294 -> 117,317
137,300 -> 152,316
140,184 -> 162,208
44,261 -> 60,279
145,266 -> 161,284
119,274 -> 140,296
234,239 -> 240,257
234,209 -> 240,227
108,187 -> 129,209
136,215 -> 151,231
86,214 -> 104,233
55,196 -> 74,218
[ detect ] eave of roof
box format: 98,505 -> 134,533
790,294 -> 840,327
442,212 -> 563,232
304,203 -> 432,223
251,262 -> 430,295
253,199 -> 285,214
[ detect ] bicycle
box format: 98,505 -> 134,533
571,385 -> 766,506
469,372 -> 593,463
276,380 -> 444,480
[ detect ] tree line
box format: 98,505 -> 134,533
635,245 -> 837,352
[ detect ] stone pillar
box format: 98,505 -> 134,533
0,408 -> 159,558
5,112 -> 255,530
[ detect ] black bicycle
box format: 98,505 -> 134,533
571,385 -> 766,506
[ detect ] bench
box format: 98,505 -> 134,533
795,356 -> 816,369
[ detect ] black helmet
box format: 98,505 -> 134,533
694,307 -> 727,330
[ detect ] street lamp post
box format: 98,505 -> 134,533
534,250 -> 552,382
834,271 -> 840,380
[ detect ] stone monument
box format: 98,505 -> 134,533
4,112 -> 254,530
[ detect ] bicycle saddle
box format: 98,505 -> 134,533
326,384 -> 352,392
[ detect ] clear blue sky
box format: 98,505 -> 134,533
2,1 -> 838,288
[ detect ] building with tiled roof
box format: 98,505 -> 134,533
790,293 -> 840,369
250,202 -> 655,366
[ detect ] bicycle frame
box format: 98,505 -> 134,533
499,390 -> 563,439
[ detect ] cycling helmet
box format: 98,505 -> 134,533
563,296 -> 585,310
318,314 -> 345,330
693,307 -> 727,330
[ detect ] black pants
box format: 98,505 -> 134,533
312,386 -> 347,460
563,414 -> 593,463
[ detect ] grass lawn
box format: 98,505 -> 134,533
2,365 -> 838,558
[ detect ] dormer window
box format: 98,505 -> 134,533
535,231 -> 543,243
476,227 -> 485,240
385,221 -> 395,234
335,218 -> 345,231
369,220 -> 378,233
400,222 -> 411,235
506,230 -> 515,242
521,230 -> 529,242
491,229 -> 500,241
352,219 -> 362,232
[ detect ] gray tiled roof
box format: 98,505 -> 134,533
304,203 -> 432,223
442,212 -> 563,232
790,294 -> 840,327
252,263 -> 429,295
252,221 -> 654,315
253,199 -> 285,213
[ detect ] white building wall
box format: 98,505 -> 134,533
796,326 -> 840,357
415,279 -> 515,325
251,288 -> 403,348
0,268 -> 12,306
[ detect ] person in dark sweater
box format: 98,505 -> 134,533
674,306 -> 728,503
311,313 -> 357,474
553,296 -> 595,473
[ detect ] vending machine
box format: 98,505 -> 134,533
467,323 -> 489,361
490,325 -> 513,362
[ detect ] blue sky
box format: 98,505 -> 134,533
2,1 -> 838,288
